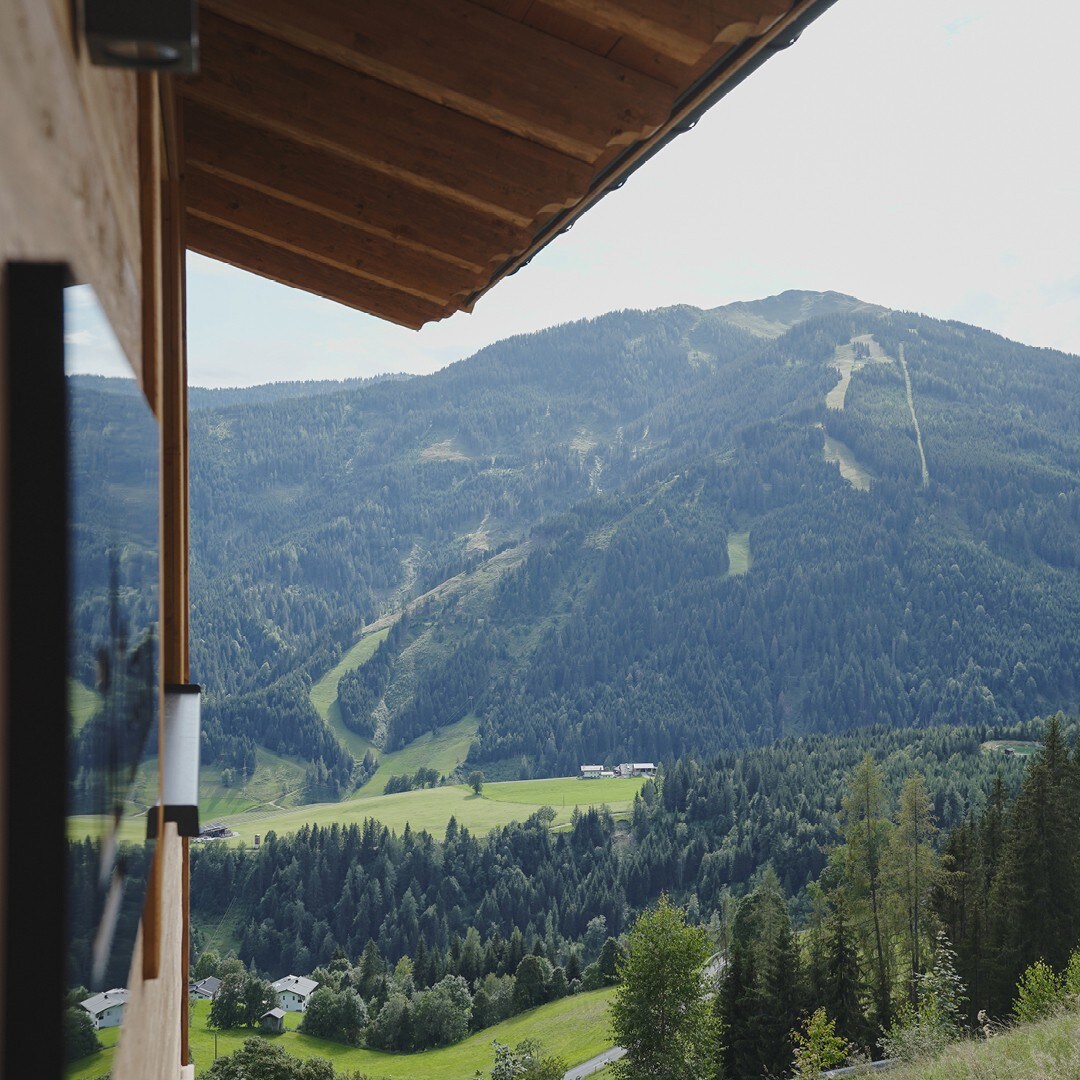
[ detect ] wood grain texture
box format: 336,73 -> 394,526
202,0 -> 676,159
182,102 -> 527,273
182,12 -> 592,224
0,1 -> 141,369
186,170 -> 485,304
186,216 -> 453,329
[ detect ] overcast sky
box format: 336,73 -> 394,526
70,0 -> 1080,386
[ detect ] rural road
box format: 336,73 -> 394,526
564,1046 -> 626,1079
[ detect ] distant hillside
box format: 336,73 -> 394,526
70,292 -> 1080,795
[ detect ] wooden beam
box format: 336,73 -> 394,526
520,0 -> 791,65
182,102 -> 526,273
201,0 -> 676,160
183,12 -> 592,225
186,170 -> 483,305
185,216 -> 453,329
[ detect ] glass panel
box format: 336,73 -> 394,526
65,284 -> 160,992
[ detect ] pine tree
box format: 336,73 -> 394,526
890,773 -> 939,1007
720,868 -> 802,1079
838,754 -> 894,1028
988,716 -> 1080,1007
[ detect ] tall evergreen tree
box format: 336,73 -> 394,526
890,773 -> 939,1006
720,868 -> 802,1079
838,754 -> 894,1028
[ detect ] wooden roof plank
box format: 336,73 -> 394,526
529,0 -> 792,65
185,215 -> 451,329
183,12 -> 593,225
186,169 -> 484,305
182,102 -> 527,273
201,0 -> 677,159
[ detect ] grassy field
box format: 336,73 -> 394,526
726,531 -> 752,576
352,715 -> 478,798
68,765 -> 645,848
823,432 -> 873,492
982,740 -> 1043,757
881,1009 -> 1080,1080
68,989 -> 617,1079
67,747 -> 311,845
309,627 -> 390,758
213,772 -> 645,845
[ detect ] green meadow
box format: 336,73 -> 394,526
309,627 -> 389,758
214,773 -> 645,845
725,530 -> 752,576
67,988 -> 617,1080
352,715 -> 479,798
69,766 -> 645,848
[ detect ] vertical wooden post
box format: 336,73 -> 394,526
160,77 -> 191,1065
138,69 -> 165,983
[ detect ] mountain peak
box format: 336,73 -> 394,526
708,289 -> 884,338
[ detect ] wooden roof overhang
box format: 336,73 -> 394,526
179,0 -> 838,330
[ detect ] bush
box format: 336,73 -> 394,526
1013,959 -> 1066,1023
792,1008 -> 850,1078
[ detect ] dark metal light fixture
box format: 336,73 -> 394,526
84,0 -> 199,73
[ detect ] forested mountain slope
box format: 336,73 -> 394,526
70,292 -> 1080,793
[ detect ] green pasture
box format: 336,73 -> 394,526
309,627 -> 389,758
982,740 -> 1043,758
352,715 -> 478,798
216,772 -> 644,845
883,1009 -> 1080,1080
68,989 -> 617,1079
823,432 -> 873,492
726,531 -> 752,576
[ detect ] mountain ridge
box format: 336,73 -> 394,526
69,291 -> 1080,796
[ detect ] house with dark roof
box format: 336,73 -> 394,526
272,974 -> 319,1012
189,976 -> 221,1001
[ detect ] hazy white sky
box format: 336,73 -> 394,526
71,0 -> 1080,386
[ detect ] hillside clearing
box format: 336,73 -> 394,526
982,740 -> 1042,757
726,530 -> 752,576
823,431 -> 873,492
309,627 -> 389,758
353,714 -> 478,798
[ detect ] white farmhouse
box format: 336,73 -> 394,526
272,974 -> 319,1012
80,988 -> 129,1029
580,765 -> 603,779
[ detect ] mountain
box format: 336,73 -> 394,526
70,291 -> 1080,794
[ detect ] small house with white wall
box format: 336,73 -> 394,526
633,763 -> 657,777
580,765 -> 603,779
272,975 -> 319,1012
80,988 -> 129,1030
